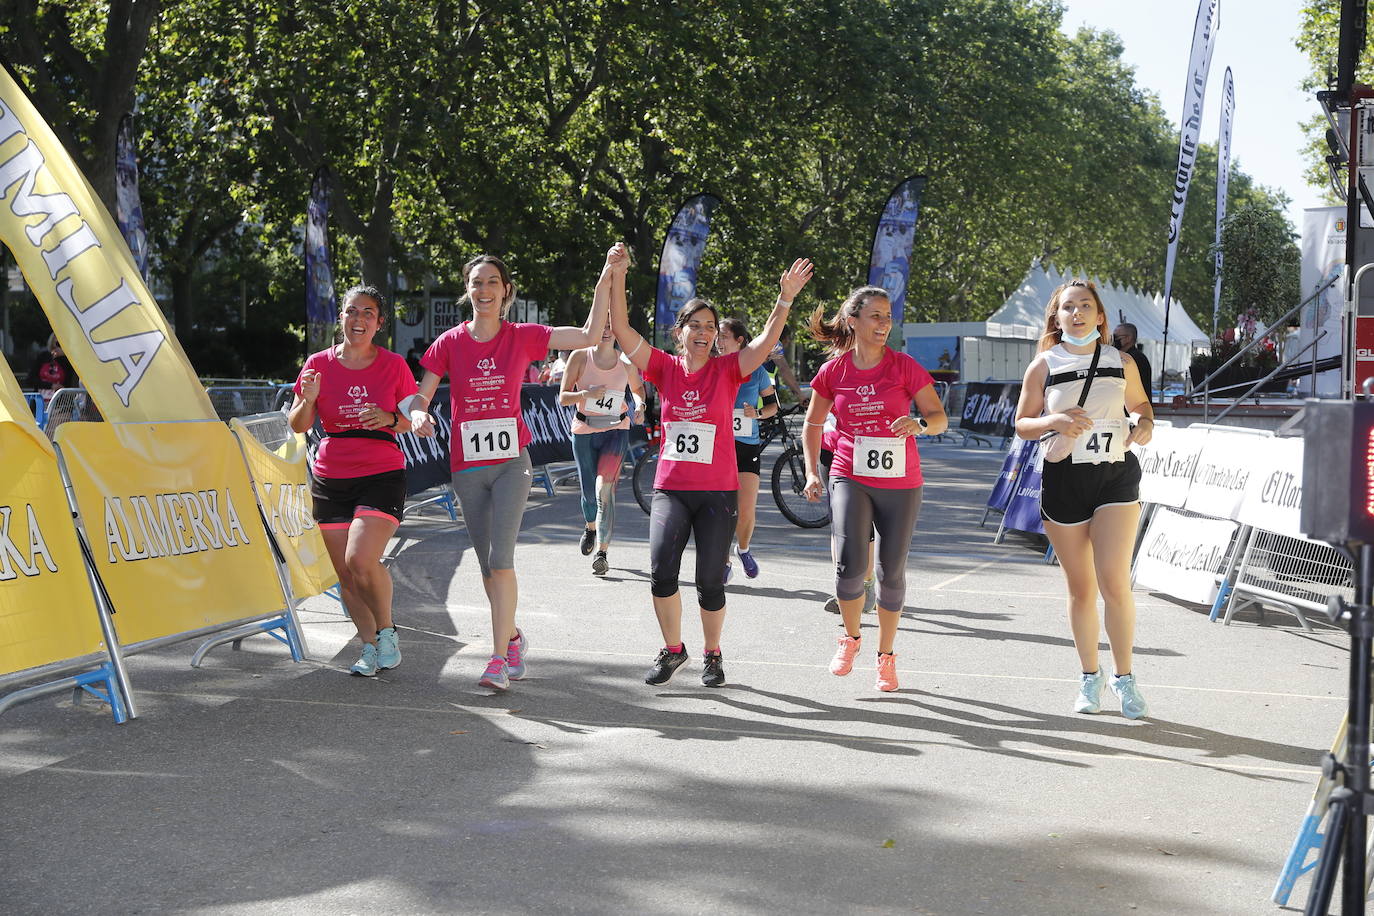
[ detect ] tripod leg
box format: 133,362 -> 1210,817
1306,794 -> 1350,916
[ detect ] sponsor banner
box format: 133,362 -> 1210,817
1299,206 -> 1345,396
1003,441 -> 1045,535
867,175 -> 926,324
317,384 -> 576,498
114,115 -> 149,280
1133,424 -> 1207,508
0,417 -> 106,676
56,421 -> 284,645
0,68 -> 215,421
1183,429 -> 1255,521
960,382 -> 1019,438
1135,505 -> 1235,605
654,194 -> 720,345
1212,68 -> 1233,334
1236,437 -> 1304,535
229,419 -> 337,598
1161,0 -> 1220,349
305,169 -> 337,354
986,436 -> 1036,512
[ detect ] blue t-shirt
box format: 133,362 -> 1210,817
733,364 -> 773,444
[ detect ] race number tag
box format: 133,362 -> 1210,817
662,421 -> 716,465
853,436 -> 905,478
1071,418 -> 1127,464
461,417 -> 519,462
585,390 -> 624,417
732,409 -> 757,440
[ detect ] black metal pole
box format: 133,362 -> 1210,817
1344,544 -> 1374,914
1337,0 -> 1368,99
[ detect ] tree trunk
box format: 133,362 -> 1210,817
169,267 -> 193,338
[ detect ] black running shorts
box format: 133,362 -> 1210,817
1039,452 -> 1141,526
311,469 -> 406,529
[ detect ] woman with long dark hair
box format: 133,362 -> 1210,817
610,257 -> 813,687
289,286 -> 417,676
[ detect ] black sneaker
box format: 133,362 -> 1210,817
702,651 -> 725,688
591,550 -> 609,577
579,527 -> 596,556
645,646 -> 688,685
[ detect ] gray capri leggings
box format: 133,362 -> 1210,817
830,476 -> 923,611
450,449 -> 533,577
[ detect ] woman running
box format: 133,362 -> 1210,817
611,257 -> 814,687
717,318 -> 778,581
560,317 -> 647,576
1013,279 -> 1153,719
801,286 -> 947,692
289,285 -> 417,676
407,247 -> 618,690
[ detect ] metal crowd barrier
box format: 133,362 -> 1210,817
43,387 -> 101,438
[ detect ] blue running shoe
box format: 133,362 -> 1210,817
350,642 -> 379,677
506,628 -> 528,680
479,655 -> 510,690
376,627 -> 401,670
1074,669 -> 1104,714
1111,673 -> 1150,720
737,548 -> 759,579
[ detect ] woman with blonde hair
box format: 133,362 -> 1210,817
1013,279 -> 1154,719
801,286 -> 947,692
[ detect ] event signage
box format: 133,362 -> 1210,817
56,421 -> 286,646
960,382 -> 1020,439
1299,207 -> 1346,396
1134,506 -> 1236,605
114,114 -> 149,280
986,436 -> 1036,513
1235,436 -> 1304,535
1212,67 -> 1233,334
1161,0 -> 1221,369
229,418 -> 338,598
0,376 -> 106,676
654,194 -> 720,345
1133,425 -> 1207,508
1002,441 -> 1045,535
1183,429 -> 1257,521
867,175 -> 926,324
0,68 -> 214,421
305,169 -> 337,354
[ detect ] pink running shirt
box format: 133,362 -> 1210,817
809,348 -> 935,489
294,347 -> 418,479
644,348 -> 748,491
422,321 -> 552,472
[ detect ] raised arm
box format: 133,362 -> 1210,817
607,244 -> 650,373
740,258 -> 814,377
548,245 -> 619,351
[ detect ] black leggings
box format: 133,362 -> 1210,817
830,477 -> 922,611
649,489 -> 738,611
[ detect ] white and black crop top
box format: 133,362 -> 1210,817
1042,344 -> 1128,421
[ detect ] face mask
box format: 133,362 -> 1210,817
1061,328 -> 1100,347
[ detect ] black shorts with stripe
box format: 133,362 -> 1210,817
1039,452 -> 1141,526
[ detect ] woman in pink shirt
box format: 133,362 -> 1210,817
610,255 -> 814,688
801,286 -> 948,692
289,286 -> 418,677
406,248 -> 616,690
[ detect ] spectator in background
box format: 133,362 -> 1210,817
28,333 -> 77,399
546,350 -> 570,385
1113,323 -> 1153,405
405,345 -> 425,379
765,324 -> 807,403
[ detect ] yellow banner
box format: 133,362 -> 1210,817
0,420 -> 106,676
56,421 -> 284,645
0,68 -> 215,422
0,352 -> 47,449
229,419 -> 337,598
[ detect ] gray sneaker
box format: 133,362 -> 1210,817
1074,669 -> 1104,714
824,596 -> 840,614
350,642 -> 379,677
862,578 -> 877,613
1111,673 -> 1150,720
376,627 -> 401,670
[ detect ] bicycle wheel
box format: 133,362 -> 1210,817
772,445 -> 829,528
632,448 -> 658,515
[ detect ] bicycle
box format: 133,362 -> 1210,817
632,402 -> 830,529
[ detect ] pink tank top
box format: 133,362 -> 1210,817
570,348 -> 632,434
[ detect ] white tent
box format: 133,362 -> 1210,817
984,262 -> 1207,380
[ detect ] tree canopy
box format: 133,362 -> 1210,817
2,0 -> 1301,378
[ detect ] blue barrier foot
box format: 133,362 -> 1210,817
1272,814 -> 1324,905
